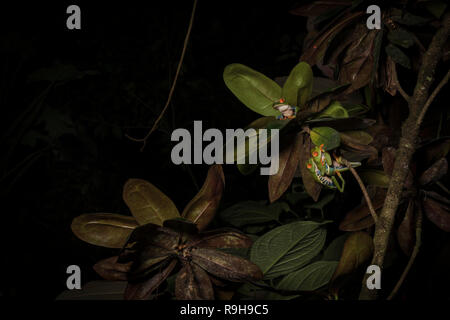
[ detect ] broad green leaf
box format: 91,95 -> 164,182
223,63 -> 281,116
123,179 -> 180,226
71,213 -> 138,248
331,231 -> 374,281
182,164 -> 225,231
359,169 -> 390,188
223,116 -> 289,164
385,44 -> 411,69
388,29 -> 415,48
304,192 -> 335,214
310,127 -> 341,150
282,62 -> 313,107
277,261 -> 338,291
317,101 -> 349,119
250,221 -> 327,279
220,201 -> 289,227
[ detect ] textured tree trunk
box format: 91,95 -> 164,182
359,13 -> 450,300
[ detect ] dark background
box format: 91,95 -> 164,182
0,1 -> 309,299
0,1 -> 449,300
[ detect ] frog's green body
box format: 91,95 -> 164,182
307,144 -> 360,192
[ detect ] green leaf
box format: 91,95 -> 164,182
385,44 -> 411,69
277,261 -> 339,291
310,127 -> 341,150
282,62 -> 313,107
250,221 -> 327,279
220,201 -> 289,228
424,1 -> 447,19
122,179 -> 180,225
388,29 -> 415,48
341,130 -> 373,145
359,169 -> 390,188
223,64 -> 281,116
317,101 -> 349,119
322,234 -> 350,261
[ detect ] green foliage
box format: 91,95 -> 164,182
223,64 -> 281,116
282,62 -> 313,108
309,127 -> 341,150
250,221 -> 328,279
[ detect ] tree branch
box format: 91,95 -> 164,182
125,0 -> 198,151
359,12 -> 450,300
387,202 -> 422,300
417,69 -> 450,126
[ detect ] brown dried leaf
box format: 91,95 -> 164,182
71,213 -> 139,248
301,11 -> 364,66
123,179 -> 180,226
298,134 -> 322,201
182,165 -> 225,231
289,1 -> 351,17
331,231 -> 374,281
124,259 -> 177,300
93,256 -> 132,281
191,248 -> 263,282
175,263 -> 214,300
268,133 -> 302,203
423,198 -> 450,232
397,199 -> 415,256
418,158 -> 448,186
191,229 -> 253,249
339,189 -> 386,231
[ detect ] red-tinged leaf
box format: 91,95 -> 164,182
340,132 -> 378,160
423,198 -> 450,232
418,158 -> 448,186
175,263 -> 214,300
381,56 -> 398,96
301,11 -> 364,66
191,229 -> 253,249
417,138 -> 450,169
397,199 -> 416,256
298,134 -> 322,201
93,256 -> 132,281
424,191 -> 450,205
338,26 -> 379,93
289,1 -> 352,17
268,133 -> 302,203
124,259 -> 177,300
191,248 -> 263,282
339,189 -> 386,231
182,165 -> 225,231
331,231 -> 374,281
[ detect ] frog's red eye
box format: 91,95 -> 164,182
279,98 -> 285,103
307,163 -> 312,169
312,151 -> 318,157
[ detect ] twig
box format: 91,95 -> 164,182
392,60 -> 410,102
341,158 -> 378,223
387,203 -> 422,300
417,69 -> 450,126
125,0 -> 198,151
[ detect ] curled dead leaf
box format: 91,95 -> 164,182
93,256 -> 132,281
